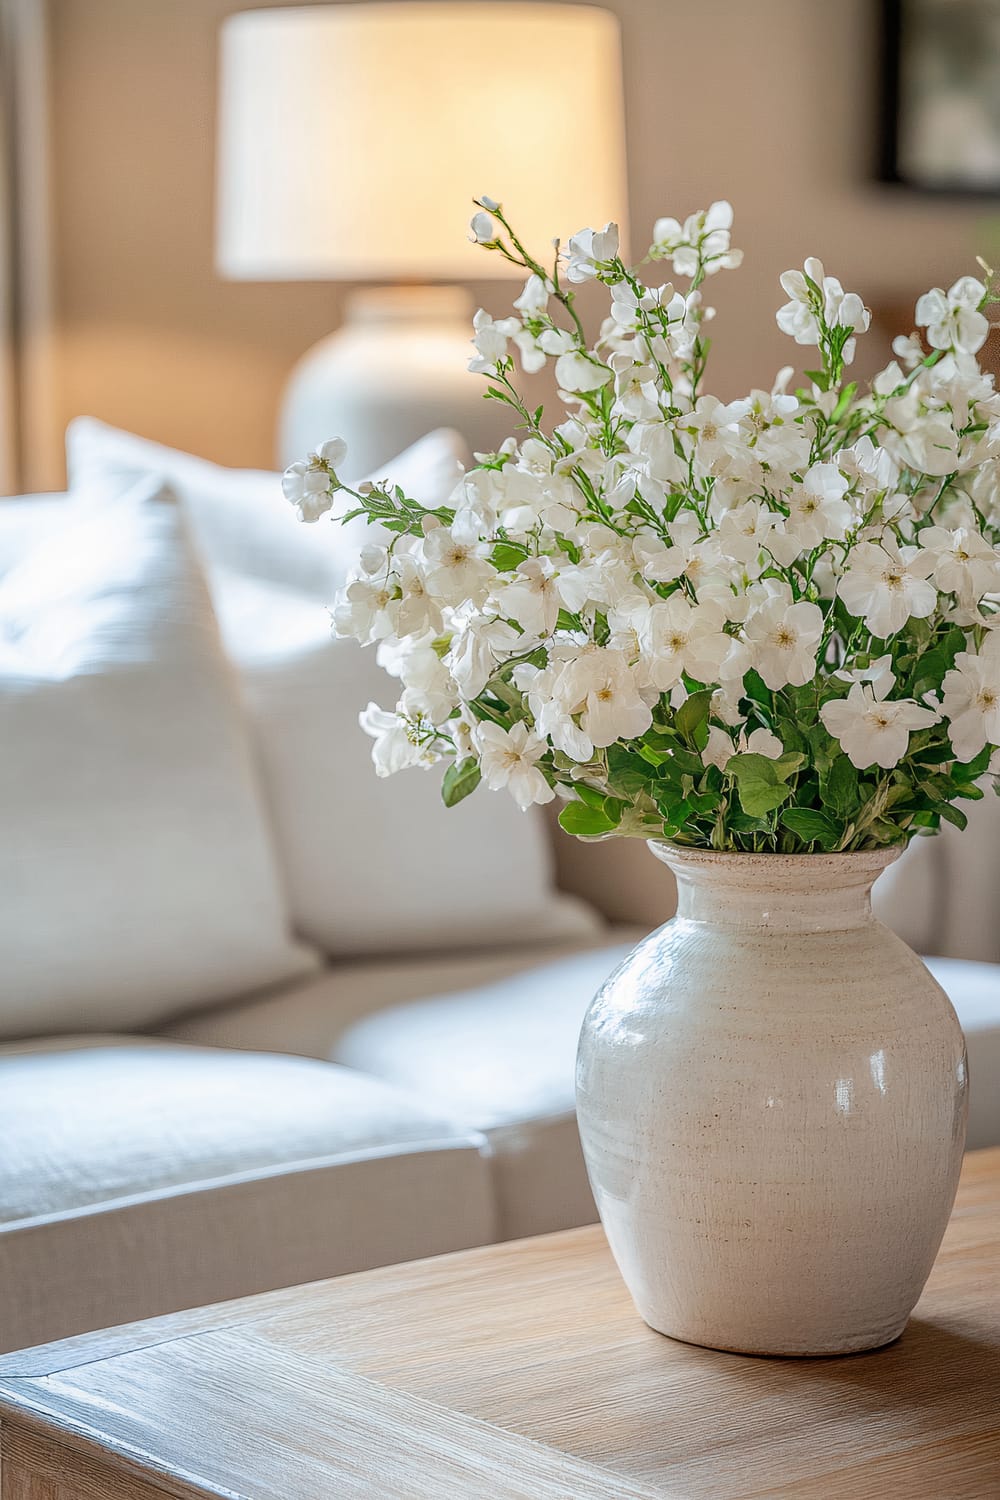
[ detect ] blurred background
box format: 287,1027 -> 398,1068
3,0 -> 1000,494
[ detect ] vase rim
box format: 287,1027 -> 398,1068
648,842 -> 901,874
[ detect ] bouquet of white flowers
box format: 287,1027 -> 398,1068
283,198 -> 1000,853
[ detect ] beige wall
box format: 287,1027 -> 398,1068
38,0 -> 1000,487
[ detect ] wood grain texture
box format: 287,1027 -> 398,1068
2,1147 -> 999,1500
1,1425 -> 177,1499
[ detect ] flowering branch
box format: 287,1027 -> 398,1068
282,198 -> 1000,852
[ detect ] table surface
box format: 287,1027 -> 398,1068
1,1148 -> 999,1500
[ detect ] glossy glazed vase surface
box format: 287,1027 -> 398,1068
576,846 -> 968,1356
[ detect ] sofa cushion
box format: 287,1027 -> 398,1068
0,1037 -> 493,1353
328,946 -> 1000,1240
0,495 -> 68,576
212,574 -> 599,957
924,958 -> 1000,1148
0,479 -> 315,1039
65,416 -> 465,601
157,932 -> 642,1056
65,419 -> 601,961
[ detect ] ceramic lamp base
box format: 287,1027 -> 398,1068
278,285 -> 511,479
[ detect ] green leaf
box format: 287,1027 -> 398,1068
726,753 -> 797,818
607,744 -> 656,795
822,755 -> 860,819
675,690 -> 713,748
663,746 -> 706,777
780,808 -> 841,848
938,802 -> 969,831
829,382 -> 858,422
555,608 -> 584,633
558,801 -> 617,838
739,670 -> 769,706
571,784 -> 610,811
441,760 -> 481,808
490,542 -> 528,572
955,745 -> 992,780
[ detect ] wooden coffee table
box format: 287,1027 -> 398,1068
1,1147 -> 998,1499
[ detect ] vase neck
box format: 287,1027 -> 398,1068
649,846 -> 899,933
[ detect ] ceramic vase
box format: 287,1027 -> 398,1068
575,846 -> 968,1356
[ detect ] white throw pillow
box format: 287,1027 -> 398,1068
65,421 -> 602,959
66,416 -> 466,602
211,573 -> 598,956
0,479 -> 316,1038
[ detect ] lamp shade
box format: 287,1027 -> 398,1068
216,3 -> 628,281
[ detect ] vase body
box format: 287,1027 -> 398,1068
575,846 -> 968,1356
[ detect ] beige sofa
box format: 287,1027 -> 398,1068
2,429 -> 999,1357
3,814 -> 999,1357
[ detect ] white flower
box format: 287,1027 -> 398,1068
651,201 -> 741,277
513,273 -> 551,317
837,435 -> 899,495
421,526 -> 493,606
446,610 -> 522,698
468,308 -> 520,373
554,350 -> 614,393
609,353 -> 660,421
837,539 -> 937,637
915,276 -> 988,356
549,551 -> 630,615
785,462 -> 854,547
892,331 -> 925,370
941,631 -> 1000,761
776,258 -> 870,361
641,595 -> 731,689
873,360 -> 907,398
919,525 -> 1000,601
835,653 -> 896,699
820,683 -> 937,770
881,389 -> 960,477
564,223 -> 620,283
556,647 -> 652,748
703,724 -> 784,770
390,555 -> 443,638
333,573 -> 397,644
281,438 -> 346,521
476,721 -> 554,809
626,418 -> 688,485
732,388 -> 809,474
743,590 -> 824,690
496,557 -> 562,636
512,324 -> 574,375
469,211 -> 497,244
376,639 -> 458,726
717,500 -> 800,573
359,703 -> 438,776
676,394 -> 736,464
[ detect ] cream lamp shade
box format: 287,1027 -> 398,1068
216,2 -> 628,281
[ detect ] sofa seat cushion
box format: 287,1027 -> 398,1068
330,947 -> 1000,1242
0,1037 -> 493,1354
924,958 -> 1000,1150
332,946 -> 635,1242
156,933 -> 643,1059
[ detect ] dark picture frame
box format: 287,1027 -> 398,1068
880,0 -> 1000,195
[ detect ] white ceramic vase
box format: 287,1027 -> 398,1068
576,845 -> 968,1356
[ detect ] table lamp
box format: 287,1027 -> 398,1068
216,2 -> 628,477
